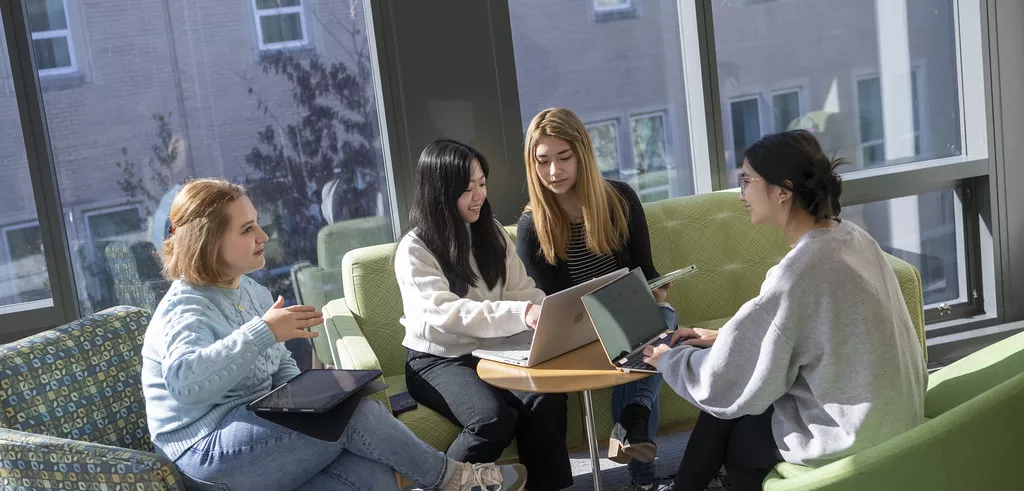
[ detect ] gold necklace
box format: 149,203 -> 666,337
226,286 -> 244,312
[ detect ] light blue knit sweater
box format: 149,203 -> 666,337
141,275 -> 300,461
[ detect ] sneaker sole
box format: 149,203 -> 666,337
608,438 -> 657,464
505,463 -> 527,491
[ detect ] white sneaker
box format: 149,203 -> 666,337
442,462 -> 527,491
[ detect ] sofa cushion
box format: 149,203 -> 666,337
643,191 -> 790,324
0,306 -> 153,452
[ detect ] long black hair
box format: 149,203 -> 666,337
408,139 -> 507,297
744,129 -> 845,222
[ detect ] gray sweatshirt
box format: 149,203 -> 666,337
658,220 -> 926,466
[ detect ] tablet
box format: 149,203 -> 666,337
647,265 -> 697,290
247,369 -> 382,413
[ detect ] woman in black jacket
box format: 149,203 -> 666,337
517,108 -> 677,491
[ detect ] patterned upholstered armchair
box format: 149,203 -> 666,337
0,306 -> 184,490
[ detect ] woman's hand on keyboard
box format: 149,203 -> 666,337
642,343 -> 671,368
669,327 -> 718,348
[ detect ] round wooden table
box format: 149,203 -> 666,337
477,341 -> 650,491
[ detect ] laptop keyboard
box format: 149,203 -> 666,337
617,337 -> 670,372
620,355 -> 657,372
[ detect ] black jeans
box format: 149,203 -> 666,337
674,408 -> 784,491
405,350 -> 574,491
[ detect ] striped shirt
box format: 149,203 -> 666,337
567,222 -> 621,286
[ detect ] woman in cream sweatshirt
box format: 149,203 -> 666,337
397,139 -> 573,491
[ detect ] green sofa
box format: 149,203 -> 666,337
316,190 -> 927,463
764,329 -> 1024,490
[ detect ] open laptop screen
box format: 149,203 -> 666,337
582,268 -> 668,360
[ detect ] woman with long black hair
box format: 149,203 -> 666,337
397,139 -> 574,491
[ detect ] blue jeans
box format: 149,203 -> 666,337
610,305 -> 676,484
175,399 -> 450,491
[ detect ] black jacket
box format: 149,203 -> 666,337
516,180 -> 659,295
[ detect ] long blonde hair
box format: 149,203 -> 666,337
524,108 -> 629,264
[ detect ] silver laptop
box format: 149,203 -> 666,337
583,267 -> 696,373
472,268 -> 629,367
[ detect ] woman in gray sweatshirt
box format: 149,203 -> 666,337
643,130 -> 927,491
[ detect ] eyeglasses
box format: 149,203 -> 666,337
738,177 -> 764,194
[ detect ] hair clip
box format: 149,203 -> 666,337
168,224 -> 176,235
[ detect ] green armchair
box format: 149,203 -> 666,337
291,215 -> 393,366
763,330 -> 1024,490
0,307 -> 184,490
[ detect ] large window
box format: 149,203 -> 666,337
713,0 -> 960,183
0,37 -> 55,314
254,0 -> 309,50
26,0 -> 75,75
0,0 -> 395,322
509,0 -> 694,201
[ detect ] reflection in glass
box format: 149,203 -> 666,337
713,0 -> 961,184
845,189 -> 962,307
1,1 -> 394,315
510,0 -> 693,202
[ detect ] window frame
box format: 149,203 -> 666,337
855,67 -> 928,169
584,118 -> 622,177
253,0 -> 310,51
726,94 -> 764,170
768,88 -> 802,133
82,204 -> 146,246
27,0 -> 76,77
1,220 -> 43,300
592,0 -> 634,14
629,109 -> 671,173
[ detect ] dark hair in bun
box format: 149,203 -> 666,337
743,129 -> 844,222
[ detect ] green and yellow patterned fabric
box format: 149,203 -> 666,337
329,190 -> 926,457
0,306 -> 184,490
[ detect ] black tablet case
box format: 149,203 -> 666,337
255,380 -> 388,442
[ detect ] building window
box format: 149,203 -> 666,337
84,206 -> 145,244
2,222 -> 48,304
858,70 -> 922,166
729,97 -> 761,168
586,120 -> 620,177
631,111 -> 668,173
591,0 -> 637,22
594,0 -> 633,13
254,0 -> 309,51
857,76 -> 886,165
771,90 -> 801,133
26,0 -> 76,76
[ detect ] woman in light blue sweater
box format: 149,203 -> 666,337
644,131 -> 926,491
141,178 -> 526,491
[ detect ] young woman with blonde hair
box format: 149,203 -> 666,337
141,178 -> 526,491
517,108 -> 676,491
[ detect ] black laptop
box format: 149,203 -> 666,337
582,268 -> 675,374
